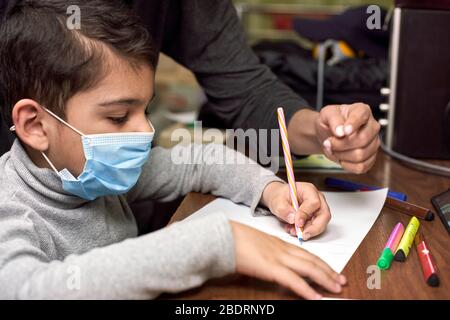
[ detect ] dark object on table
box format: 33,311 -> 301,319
431,188 -> 450,235
385,196 -> 435,221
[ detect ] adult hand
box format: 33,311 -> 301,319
287,103 -> 380,174
316,103 -> 380,174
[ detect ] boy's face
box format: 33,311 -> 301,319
45,54 -> 155,177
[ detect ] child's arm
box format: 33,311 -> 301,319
0,206 -> 344,300
127,143 -> 283,214
0,206 -> 236,299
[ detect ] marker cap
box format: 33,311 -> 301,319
394,249 -> 406,262
427,274 -> 440,287
377,248 -> 394,270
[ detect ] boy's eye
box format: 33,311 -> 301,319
108,115 -> 128,124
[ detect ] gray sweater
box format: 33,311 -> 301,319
0,139 -> 281,299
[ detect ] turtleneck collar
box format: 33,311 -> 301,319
9,139 -> 89,208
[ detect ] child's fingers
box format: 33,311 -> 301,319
302,215 -> 328,240
281,253 -> 342,294
273,198 -> 297,224
272,266 -> 321,300
273,188 -> 308,226
231,222 -> 344,300
296,211 -> 310,228
284,223 -> 297,237
302,193 -> 331,240
287,243 -> 345,284
281,229 -> 347,286
296,182 -> 321,227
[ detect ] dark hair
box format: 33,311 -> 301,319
0,0 -> 157,127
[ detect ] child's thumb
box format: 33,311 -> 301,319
273,201 -> 296,224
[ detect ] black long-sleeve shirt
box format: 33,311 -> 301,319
129,0 -> 310,132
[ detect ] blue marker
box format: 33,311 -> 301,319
325,177 -> 407,201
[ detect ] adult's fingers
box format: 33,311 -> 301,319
327,119 -> 381,152
342,103 -> 371,135
319,105 -> 346,137
340,152 -> 378,174
331,134 -> 380,163
322,140 -> 339,160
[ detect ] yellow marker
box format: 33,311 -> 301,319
394,216 -> 420,262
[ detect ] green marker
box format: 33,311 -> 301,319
377,222 -> 405,270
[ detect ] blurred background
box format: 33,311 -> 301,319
152,0 -> 393,148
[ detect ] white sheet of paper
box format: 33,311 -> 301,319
185,189 -> 388,273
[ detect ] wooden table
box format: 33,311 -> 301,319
163,151 -> 450,300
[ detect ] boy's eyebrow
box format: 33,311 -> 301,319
97,98 -> 144,107
98,93 -> 156,107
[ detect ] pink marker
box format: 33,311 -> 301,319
377,222 -> 405,270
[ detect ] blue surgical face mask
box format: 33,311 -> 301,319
39,107 -> 155,200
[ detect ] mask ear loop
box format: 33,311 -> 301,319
10,125 -> 60,175
10,106 -> 86,137
147,119 -> 155,134
38,106 -> 87,175
41,151 -> 60,175
41,106 -> 85,136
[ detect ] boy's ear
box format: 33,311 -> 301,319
11,99 -> 50,152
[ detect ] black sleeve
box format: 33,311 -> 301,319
0,0 -> 9,21
156,0 -> 312,132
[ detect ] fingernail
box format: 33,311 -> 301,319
315,294 -> 323,300
335,125 -> 344,137
298,218 -> 305,227
303,232 -> 310,240
335,283 -> 342,292
287,213 -> 295,224
344,125 -> 353,135
339,275 -> 347,285
323,139 -> 331,151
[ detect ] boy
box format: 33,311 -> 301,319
0,0 -> 345,299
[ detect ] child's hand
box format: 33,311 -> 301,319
261,181 -> 331,241
230,221 -> 346,299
